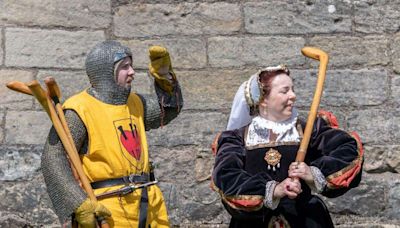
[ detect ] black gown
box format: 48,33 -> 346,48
212,116 -> 363,228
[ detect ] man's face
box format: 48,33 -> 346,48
114,57 -> 135,90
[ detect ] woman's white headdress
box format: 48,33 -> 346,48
226,65 -> 289,130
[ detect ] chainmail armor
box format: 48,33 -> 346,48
41,40 -> 183,223
41,110 -> 88,223
138,80 -> 183,130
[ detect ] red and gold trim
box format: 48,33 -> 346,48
326,131 -> 364,189
210,180 -> 264,211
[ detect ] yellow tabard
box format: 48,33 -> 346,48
63,90 -> 169,228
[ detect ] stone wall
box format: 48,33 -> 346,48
1,0 -> 400,227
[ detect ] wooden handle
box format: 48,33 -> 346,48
44,77 -> 62,100
295,47 -> 329,162
6,81 -> 33,96
40,79 -> 110,228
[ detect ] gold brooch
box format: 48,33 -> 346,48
264,148 -> 281,171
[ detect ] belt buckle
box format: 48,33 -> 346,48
128,174 -> 136,183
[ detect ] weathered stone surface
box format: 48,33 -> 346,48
0,70 -> 34,110
5,111 -> 51,145
0,111 -> 4,143
0,145 -> 42,181
0,0 -> 111,28
5,28 -> 104,68
392,73 -> 400,104
392,35 -> 400,74
387,180 -> 400,220
37,70 -> 90,101
310,36 -> 389,68
0,29 -> 3,64
348,109 -> 400,144
364,145 -> 400,173
291,69 -> 387,107
354,0 -> 400,33
120,38 -> 207,69
151,146 -> 229,225
0,174 -> 59,227
147,111 -> 227,148
208,36 -> 305,67
324,174 -> 387,217
244,1 -> 351,34
177,69 -> 255,110
114,3 -> 241,38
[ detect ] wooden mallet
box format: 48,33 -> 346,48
295,47 -> 329,162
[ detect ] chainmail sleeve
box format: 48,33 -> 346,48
138,79 -> 183,131
41,109 -> 88,223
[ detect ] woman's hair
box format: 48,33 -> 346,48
259,69 -> 291,98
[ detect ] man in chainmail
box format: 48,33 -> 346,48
41,40 -> 183,227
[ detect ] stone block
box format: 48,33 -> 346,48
387,181 -> 400,219
146,111 -> 228,148
364,145 -> 400,173
5,28 -> 104,69
0,70 -> 34,110
324,173 -> 387,217
0,174 -> 59,226
120,38 -> 207,69
392,73 -> 400,104
37,70 -> 90,101
0,111 -> 4,143
348,109 -> 400,144
177,69 -> 255,110
244,1 -> 351,34
310,35 -> 389,68
114,3 -> 241,38
208,36 -> 305,67
0,0 -> 111,28
392,35 -> 400,74
5,111 -> 51,145
0,145 -> 42,181
0,28 -> 3,64
354,0 -> 400,33
293,69 -> 388,107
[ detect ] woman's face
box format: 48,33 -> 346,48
259,73 -> 296,122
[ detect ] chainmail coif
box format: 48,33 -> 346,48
86,40 -> 132,105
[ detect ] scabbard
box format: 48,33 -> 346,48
96,181 -> 158,200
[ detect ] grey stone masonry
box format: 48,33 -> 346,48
120,38 -> 207,69
310,36 -> 390,68
392,34 -> 400,74
0,28 -> 3,64
291,69 -> 388,107
208,36 -> 305,67
114,3 -> 241,38
348,109 -> 400,144
0,69 -> 35,110
354,0 -> 400,34
0,110 -> 4,143
0,145 -> 42,181
1,0 -> 400,226
5,111 -> 51,145
177,69 -> 256,110
0,0 -> 111,29
5,28 -> 105,69
244,1 -> 352,34
37,70 -> 90,102
364,145 -> 400,173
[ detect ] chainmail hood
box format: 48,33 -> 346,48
85,40 -> 132,105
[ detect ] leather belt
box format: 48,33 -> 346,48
91,172 -> 154,189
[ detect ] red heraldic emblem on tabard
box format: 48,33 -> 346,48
114,118 -> 142,161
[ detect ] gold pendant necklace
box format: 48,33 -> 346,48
264,148 -> 281,171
